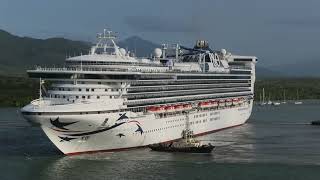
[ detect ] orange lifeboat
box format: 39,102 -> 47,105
158,106 -> 166,113
210,100 -> 218,107
226,99 -> 232,106
238,97 -> 245,104
218,99 -> 226,107
165,105 -> 175,112
174,104 -> 184,111
232,98 -> 239,105
199,101 -> 211,108
183,104 -> 192,110
147,106 -> 158,113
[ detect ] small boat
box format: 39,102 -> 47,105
210,100 -> 218,107
148,130 -> 214,153
183,104 -> 193,110
147,106 -> 159,113
218,100 -> 226,107
272,102 -> 281,106
238,97 -> 245,104
174,104 -> 184,111
148,112 -> 214,153
158,106 -> 166,113
226,99 -> 232,106
198,101 -> 211,108
165,105 -> 175,112
232,98 -> 239,105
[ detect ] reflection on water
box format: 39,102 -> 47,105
3,101 -> 320,179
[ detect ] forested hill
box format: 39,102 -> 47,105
0,30 -> 160,75
0,29 -> 90,75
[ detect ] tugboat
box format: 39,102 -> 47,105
148,112 -> 215,153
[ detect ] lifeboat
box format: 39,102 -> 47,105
238,97 -> 245,104
165,105 -> 175,112
183,104 -> 193,110
218,99 -> 226,107
232,98 -> 239,105
198,101 -> 211,108
226,99 -> 233,106
147,106 -> 159,113
210,100 -> 218,107
158,106 -> 166,113
174,104 -> 184,111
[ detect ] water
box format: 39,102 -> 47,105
2,101 -> 320,179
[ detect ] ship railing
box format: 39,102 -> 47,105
125,88 -> 251,99
229,65 -> 252,70
33,66 -> 233,74
125,91 -> 252,106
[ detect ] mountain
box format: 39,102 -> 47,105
0,30 -> 161,75
118,36 -> 159,57
0,29 -> 91,75
1,29 -> 309,78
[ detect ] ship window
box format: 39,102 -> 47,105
79,89 -> 81,91
91,88 -> 95,91
86,88 -> 89,92
105,89 -> 108,92
88,96 -> 90,99
97,96 -> 100,99
68,88 -> 71,91
63,95 -> 66,98
98,82 -> 101,84
82,96 -> 85,99
76,96 -> 79,99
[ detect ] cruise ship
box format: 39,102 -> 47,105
21,30 -> 257,155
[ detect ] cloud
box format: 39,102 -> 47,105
124,16 -> 200,33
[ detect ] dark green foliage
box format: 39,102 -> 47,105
0,75 -> 38,107
0,30 -> 90,74
1,76 -> 320,107
255,78 -> 320,101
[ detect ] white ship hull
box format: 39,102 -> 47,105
24,101 -> 253,155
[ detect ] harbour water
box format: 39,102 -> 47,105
2,101 -> 320,180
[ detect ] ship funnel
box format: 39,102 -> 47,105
194,40 -> 209,49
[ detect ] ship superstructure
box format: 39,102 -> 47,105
21,30 -> 257,155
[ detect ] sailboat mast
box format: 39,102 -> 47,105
259,93 -> 262,102
262,88 -> 265,103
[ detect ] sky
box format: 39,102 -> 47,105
1,0 -> 320,67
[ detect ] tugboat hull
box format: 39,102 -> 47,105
148,144 -> 215,153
